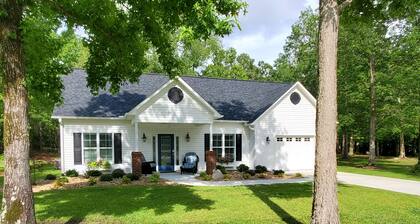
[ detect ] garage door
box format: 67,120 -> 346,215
277,136 -> 315,171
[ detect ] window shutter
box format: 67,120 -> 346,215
114,133 -> 122,164
235,134 -> 242,161
204,134 -> 210,161
73,133 -> 82,165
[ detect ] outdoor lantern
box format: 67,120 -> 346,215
186,133 -> 190,142
142,133 -> 147,142
266,136 -> 270,143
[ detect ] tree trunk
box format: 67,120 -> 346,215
0,1 -> 36,223
368,56 -> 376,165
311,0 -> 340,223
349,136 -> 355,156
341,130 -> 348,159
399,132 -> 406,159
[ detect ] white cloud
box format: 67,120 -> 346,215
222,0 -> 318,64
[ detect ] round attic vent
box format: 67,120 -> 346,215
168,87 -> 184,104
290,92 -> 301,105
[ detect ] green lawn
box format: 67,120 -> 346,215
30,183 -> 420,223
338,155 -> 420,181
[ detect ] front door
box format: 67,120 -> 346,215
158,134 -> 174,172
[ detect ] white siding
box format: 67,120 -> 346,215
61,119 -> 250,173
61,119 -> 134,173
137,84 -> 213,124
253,86 -> 316,171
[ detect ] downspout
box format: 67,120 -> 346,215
59,118 -> 64,171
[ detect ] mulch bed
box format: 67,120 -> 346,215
32,176 -> 171,192
197,170 -> 302,181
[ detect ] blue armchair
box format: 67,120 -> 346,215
180,152 -> 199,174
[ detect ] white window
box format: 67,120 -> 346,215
304,137 -> 310,142
83,133 -> 97,163
277,137 -> 283,142
286,137 -> 293,142
213,134 -> 235,163
212,134 -> 223,161
99,133 -> 113,161
224,134 -> 235,162
296,137 -> 302,142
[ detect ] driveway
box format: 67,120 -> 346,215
337,172 -> 420,196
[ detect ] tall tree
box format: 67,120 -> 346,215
0,0 -> 246,222
311,0 -> 351,223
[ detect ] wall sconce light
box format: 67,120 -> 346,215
266,136 -> 270,143
142,133 -> 147,142
186,133 -> 190,142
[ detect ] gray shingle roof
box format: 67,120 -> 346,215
53,69 -> 294,122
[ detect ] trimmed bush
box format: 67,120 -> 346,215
246,170 -> 256,176
237,164 -> 249,172
111,169 -> 125,179
295,173 -> 303,178
273,169 -> 285,176
121,175 -> 131,184
126,173 -> 140,181
86,170 -> 102,177
199,172 -> 212,181
45,174 -> 57,180
149,172 -> 160,183
65,169 -> 79,177
242,172 -> 251,179
53,176 -> 69,188
255,165 -> 267,174
99,174 -> 113,182
88,177 -> 97,186
216,165 -> 227,174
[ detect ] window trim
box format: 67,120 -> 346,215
80,132 -> 116,165
212,133 -> 236,163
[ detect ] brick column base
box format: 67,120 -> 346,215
132,152 -> 143,176
206,151 -> 216,175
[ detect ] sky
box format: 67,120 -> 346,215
222,0 -> 318,64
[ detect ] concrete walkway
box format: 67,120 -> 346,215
161,172 -> 420,196
337,172 -> 420,196
161,172 -> 312,186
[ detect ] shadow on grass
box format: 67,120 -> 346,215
36,185 -> 214,223
248,183 -> 312,224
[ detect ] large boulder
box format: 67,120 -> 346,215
212,169 -> 224,181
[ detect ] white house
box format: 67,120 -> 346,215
53,69 -> 316,173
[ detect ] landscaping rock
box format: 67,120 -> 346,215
212,169 -> 224,181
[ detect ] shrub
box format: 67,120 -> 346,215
99,174 -> 113,182
199,172 -> 211,181
273,169 -> 285,176
126,173 -> 140,181
149,172 -> 160,183
237,164 -> 249,172
216,165 -> 227,174
255,165 -> 267,174
86,170 -> 102,177
102,161 -> 111,170
242,172 -> 251,179
121,175 -> 131,184
112,169 -> 125,179
246,170 -> 256,176
257,173 -> 267,179
223,174 -> 232,180
53,176 -> 69,188
88,177 -> 97,186
65,169 -> 79,177
45,174 -> 57,180
295,173 -> 303,178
